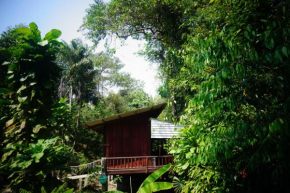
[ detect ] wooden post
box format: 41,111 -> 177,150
146,157 -> 148,173
101,157 -> 108,192
79,178 -> 83,191
84,177 -> 88,187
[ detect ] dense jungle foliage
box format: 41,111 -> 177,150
0,23 -> 154,191
1,0 -> 290,192
83,0 -> 290,192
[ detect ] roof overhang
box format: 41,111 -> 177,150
84,103 -> 166,132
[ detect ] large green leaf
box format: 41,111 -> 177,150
29,22 -> 38,32
33,152 -> 44,163
282,46 -> 288,57
43,29 -> 62,41
138,182 -> 173,193
139,164 -> 171,188
14,27 -> 31,36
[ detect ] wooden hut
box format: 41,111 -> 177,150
84,103 -> 182,175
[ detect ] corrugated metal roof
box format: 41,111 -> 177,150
84,103 -> 166,131
150,118 -> 183,138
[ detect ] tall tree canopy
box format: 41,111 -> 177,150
58,38 -> 97,105
81,0 -> 194,120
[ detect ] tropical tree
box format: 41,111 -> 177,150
0,24 -> 26,88
0,24 -> 28,155
91,52 -> 124,97
57,39 -> 97,146
58,39 -> 97,106
0,22 -> 72,192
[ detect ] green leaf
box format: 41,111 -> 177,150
18,96 -> 28,103
2,61 -> 10,66
185,152 -> 192,159
269,119 -> 283,133
20,121 -> 26,130
14,27 -> 31,36
6,119 -> 14,127
270,39 -> 274,48
282,46 -> 288,57
17,85 -> 27,93
8,74 -> 14,79
8,63 -> 17,71
29,22 -> 38,32
43,29 -> 62,41
36,171 -> 46,178
41,187 -> 47,193
1,150 -> 13,162
20,77 -> 28,82
63,189 -> 74,193
139,164 -> 171,188
33,125 -> 42,133
169,150 -> 176,154
33,152 -> 44,163
260,19 -> 268,23
18,160 -> 32,169
181,162 -> 189,170
244,31 -> 250,40
275,50 -> 282,62
138,182 -> 173,193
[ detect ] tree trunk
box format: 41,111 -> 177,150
76,82 -> 82,137
69,84 -> 73,111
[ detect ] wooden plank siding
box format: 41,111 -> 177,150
105,112 -> 154,157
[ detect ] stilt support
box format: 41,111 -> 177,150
101,157 -> 108,192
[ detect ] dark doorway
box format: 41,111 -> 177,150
151,139 -> 167,156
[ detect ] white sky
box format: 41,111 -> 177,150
0,0 -> 159,97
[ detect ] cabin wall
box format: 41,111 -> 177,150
105,113 -> 151,157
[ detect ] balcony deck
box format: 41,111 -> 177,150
104,155 -> 173,175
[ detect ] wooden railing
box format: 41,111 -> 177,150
104,155 -> 173,174
70,160 -> 101,175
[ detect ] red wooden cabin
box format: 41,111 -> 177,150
84,103 -> 174,175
